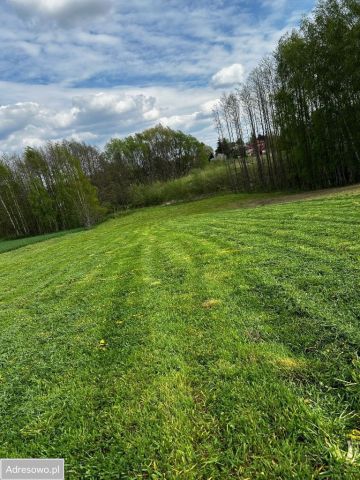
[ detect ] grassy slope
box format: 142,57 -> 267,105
0,228 -> 83,254
0,189 -> 359,479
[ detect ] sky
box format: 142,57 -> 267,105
0,0 -> 316,154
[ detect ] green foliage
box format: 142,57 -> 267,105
2,1 -> 360,239
275,0 -> 360,188
0,187 -> 359,478
0,144 -> 105,238
28,178 -> 57,232
104,124 -> 210,188
218,0 -> 360,192
0,127 -> 212,239
128,162 -> 230,207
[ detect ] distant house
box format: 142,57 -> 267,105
246,139 -> 266,156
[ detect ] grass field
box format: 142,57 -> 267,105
0,228 -> 83,254
0,189 -> 359,479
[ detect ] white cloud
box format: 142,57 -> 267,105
211,64 -> 245,88
200,99 -> 220,116
68,131 -> 99,143
159,113 -> 198,130
0,91 -> 163,153
159,98 -> 218,131
143,108 -> 161,121
1,0 -> 310,88
71,92 -> 160,127
8,0 -> 112,25
0,102 -> 42,138
0,1 -> 316,152
0,83 -> 223,153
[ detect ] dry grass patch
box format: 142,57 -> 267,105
202,299 -> 221,309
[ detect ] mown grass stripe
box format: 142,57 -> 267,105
0,189 -> 359,478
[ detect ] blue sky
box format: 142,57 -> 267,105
0,0 -> 315,153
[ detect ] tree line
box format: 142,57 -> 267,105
2,0 -> 359,239
0,125 -> 210,238
213,0 -> 360,191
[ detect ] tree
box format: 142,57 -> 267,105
212,0 -> 360,192
102,125 -> 210,206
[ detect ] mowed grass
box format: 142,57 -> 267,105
0,228 -> 83,254
0,189 -> 359,479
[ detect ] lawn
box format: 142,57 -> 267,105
0,228 -> 83,254
0,189 -> 359,479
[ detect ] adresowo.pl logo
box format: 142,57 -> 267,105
0,459 -> 64,480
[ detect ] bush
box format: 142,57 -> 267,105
127,161 -> 230,207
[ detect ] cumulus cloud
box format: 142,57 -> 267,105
211,64 -> 245,88
0,102 -> 42,138
159,113 -> 198,130
0,0 -> 316,151
1,1 -> 314,88
200,99 -> 220,116
159,98 -> 219,131
0,91 -> 162,153
71,92 -> 160,127
0,84 -> 224,154
8,0 -> 112,25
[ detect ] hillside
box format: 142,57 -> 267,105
0,188 -> 359,479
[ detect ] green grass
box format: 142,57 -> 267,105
0,188 -> 359,479
0,228 -> 83,254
